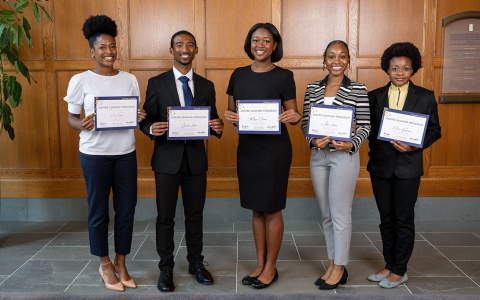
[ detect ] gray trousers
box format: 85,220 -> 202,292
310,148 -> 360,266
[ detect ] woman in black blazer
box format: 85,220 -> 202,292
367,42 -> 441,288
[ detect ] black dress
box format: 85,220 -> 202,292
227,66 -> 296,211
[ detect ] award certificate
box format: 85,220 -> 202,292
237,100 -> 281,134
167,106 -> 211,140
306,104 -> 355,141
378,108 -> 429,148
94,96 -> 139,131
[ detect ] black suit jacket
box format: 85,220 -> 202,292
367,81 -> 441,178
140,69 -> 221,175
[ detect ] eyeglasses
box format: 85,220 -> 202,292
389,67 -> 412,74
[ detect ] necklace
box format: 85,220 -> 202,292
251,63 -> 274,73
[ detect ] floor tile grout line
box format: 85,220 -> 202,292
235,232 -> 238,293
142,222 -> 151,233
55,221 -> 69,233
418,232 -> 480,288
291,233 -> 302,261
174,233 -> 185,261
403,282 -> 413,294
363,232 -> 383,257
64,260 -> 91,292
1,232 -> 61,283
131,235 -> 149,260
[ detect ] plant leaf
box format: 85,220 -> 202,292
21,23 -> 31,46
14,0 -> 29,13
6,76 -> 22,108
38,4 -> 52,22
0,10 -> 16,16
0,24 -> 11,48
7,125 -> 15,140
22,16 -> 31,30
16,60 -> 31,84
32,3 -> 40,23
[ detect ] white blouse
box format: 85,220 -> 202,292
64,70 -> 141,155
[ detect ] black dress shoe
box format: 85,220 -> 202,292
241,275 -> 259,285
157,268 -> 175,292
189,262 -> 214,285
251,269 -> 278,289
314,276 -> 325,286
319,268 -> 348,290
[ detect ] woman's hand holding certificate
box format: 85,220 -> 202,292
306,104 -> 355,141
94,96 -> 139,131
237,100 -> 281,134
378,108 -> 429,148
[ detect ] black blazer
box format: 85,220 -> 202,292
140,69 -> 221,175
367,82 -> 441,178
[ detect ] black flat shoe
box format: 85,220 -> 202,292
189,262 -> 214,285
314,276 -> 325,286
319,268 -> 348,290
241,275 -> 259,285
157,268 -> 175,292
251,269 -> 278,289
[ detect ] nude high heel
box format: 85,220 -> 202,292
99,262 -> 124,292
113,259 -> 137,288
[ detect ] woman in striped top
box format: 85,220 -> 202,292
301,40 -> 371,290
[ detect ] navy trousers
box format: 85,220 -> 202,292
370,173 -> 421,276
79,150 -> 137,257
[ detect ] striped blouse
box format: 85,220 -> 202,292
301,75 -> 371,154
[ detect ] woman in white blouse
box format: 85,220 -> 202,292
64,15 -> 145,292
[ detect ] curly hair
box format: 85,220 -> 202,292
381,42 -> 422,75
82,15 -> 117,48
244,23 -> 283,63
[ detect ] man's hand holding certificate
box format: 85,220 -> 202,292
378,108 -> 429,148
167,106 -> 211,140
95,96 -> 139,131
306,104 -> 355,141
237,100 -> 281,134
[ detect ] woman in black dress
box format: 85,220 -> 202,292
224,23 -> 301,289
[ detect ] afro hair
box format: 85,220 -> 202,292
82,15 -> 117,48
380,42 -> 422,76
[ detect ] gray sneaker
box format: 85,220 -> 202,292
379,274 -> 408,288
367,273 -> 389,282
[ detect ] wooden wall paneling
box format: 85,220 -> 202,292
358,0 -> 425,57
282,0 -> 348,58
128,0 -> 195,59
53,0 -> 118,60
205,0 -> 272,59
56,70 -> 85,171
1,0 -> 480,198
0,72 -> 49,171
204,69 -> 237,170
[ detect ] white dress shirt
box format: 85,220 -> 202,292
150,66 -> 195,135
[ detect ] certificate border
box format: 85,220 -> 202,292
236,100 -> 281,135
94,96 -> 139,131
306,104 -> 355,141
167,106 -> 211,140
377,107 -> 430,148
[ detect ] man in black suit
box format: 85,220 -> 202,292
140,30 -> 223,293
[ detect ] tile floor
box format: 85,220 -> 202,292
0,220 -> 479,297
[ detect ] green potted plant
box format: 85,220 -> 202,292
0,0 -> 51,140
